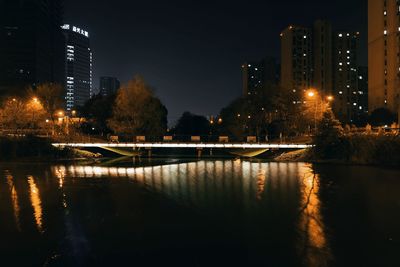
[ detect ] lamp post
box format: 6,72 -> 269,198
306,89 -> 334,134
306,89 -> 318,133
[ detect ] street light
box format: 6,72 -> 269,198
307,91 -> 315,98
306,89 -> 318,133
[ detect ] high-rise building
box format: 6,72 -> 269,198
357,66 -> 369,117
280,25 -> 312,102
100,77 -> 120,97
62,24 -> 93,111
332,31 -> 360,123
0,0 -> 65,95
313,20 -> 333,96
368,0 -> 400,117
241,57 -> 279,96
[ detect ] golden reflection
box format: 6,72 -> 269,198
28,176 -> 44,233
6,173 -> 21,231
256,169 -> 266,201
297,164 -> 331,267
55,166 -> 66,188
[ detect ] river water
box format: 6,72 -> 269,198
0,160 -> 399,267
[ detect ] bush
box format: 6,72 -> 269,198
313,110 -> 344,159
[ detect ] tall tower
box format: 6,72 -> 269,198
241,57 -> 279,96
280,25 -> 312,102
333,32 -> 360,123
368,0 -> 400,117
62,24 -> 93,111
100,77 -> 120,97
0,0 -> 65,95
313,20 -> 333,96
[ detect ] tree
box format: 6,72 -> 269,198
171,112 -> 211,138
31,83 -> 64,135
107,76 -> 168,137
313,110 -> 344,159
218,83 -> 313,141
79,94 -> 116,134
0,98 -> 30,132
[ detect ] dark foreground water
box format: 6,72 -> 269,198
0,160 -> 399,267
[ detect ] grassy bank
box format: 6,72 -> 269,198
273,135 -> 400,168
311,135 -> 400,167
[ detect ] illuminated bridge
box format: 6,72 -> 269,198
52,142 -> 312,149
52,142 -> 313,157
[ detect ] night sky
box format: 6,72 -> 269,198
65,0 -> 367,124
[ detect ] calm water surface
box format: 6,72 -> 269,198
0,160 -> 399,267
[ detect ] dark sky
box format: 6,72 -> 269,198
65,0 -> 367,124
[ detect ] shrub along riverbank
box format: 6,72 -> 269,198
310,111 -> 400,167
311,135 -> 400,167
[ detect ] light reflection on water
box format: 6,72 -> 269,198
297,165 -> 332,267
6,173 -> 21,231
3,160 -> 399,266
27,176 -> 44,233
52,160 -> 331,265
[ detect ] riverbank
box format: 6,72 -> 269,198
0,136 -> 103,162
2,135 -> 399,167
274,135 -> 400,168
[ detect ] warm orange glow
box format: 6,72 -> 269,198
326,95 -> 334,101
256,170 -> 266,201
6,174 -> 21,231
306,90 -> 316,98
218,118 -> 223,124
297,165 -> 331,265
28,176 -> 43,233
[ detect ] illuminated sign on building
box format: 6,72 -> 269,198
61,24 -> 89,37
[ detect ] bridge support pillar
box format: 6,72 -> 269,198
196,148 -> 203,158
146,148 -> 152,158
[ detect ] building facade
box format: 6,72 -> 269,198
100,77 -> 120,97
280,25 -> 312,103
332,31 -> 360,123
0,0 -> 65,95
313,20 -> 333,96
368,0 -> 400,117
242,57 -> 279,96
62,24 -> 93,111
358,66 -> 369,118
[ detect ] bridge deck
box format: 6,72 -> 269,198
52,142 -> 313,149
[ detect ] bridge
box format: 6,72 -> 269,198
52,142 -> 313,158
52,142 -> 312,149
